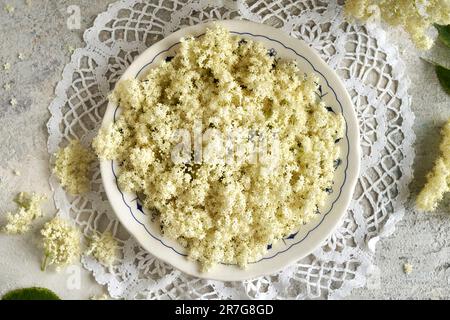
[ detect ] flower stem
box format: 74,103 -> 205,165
420,57 -> 438,66
41,254 -> 49,271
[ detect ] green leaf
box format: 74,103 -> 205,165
435,24 -> 450,48
2,287 -> 60,300
436,65 -> 450,96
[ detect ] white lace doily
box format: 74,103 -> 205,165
47,0 -> 415,299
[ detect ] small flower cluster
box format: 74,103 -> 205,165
53,140 -> 95,195
86,232 -> 118,266
41,217 -> 81,271
3,192 -> 46,234
416,118 -> 450,211
344,0 -> 450,50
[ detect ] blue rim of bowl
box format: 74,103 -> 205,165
111,31 -> 350,264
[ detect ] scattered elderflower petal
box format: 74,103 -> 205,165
18,53 -> 25,60
13,169 -> 21,176
416,119 -> 450,211
3,63 -> 11,71
86,232 -> 118,266
3,83 -> 11,91
10,98 -> 17,106
403,263 -> 413,275
344,0 -> 450,50
53,140 -> 95,195
40,217 -> 81,271
67,45 -> 75,54
3,192 -> 46,235
4,4 -> 14,14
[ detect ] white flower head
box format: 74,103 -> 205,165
4,4 -> 14,14
3,192 -> 46,234
53,140 -> 95,195
41,217 -> 81,271
86,232 -> 118,266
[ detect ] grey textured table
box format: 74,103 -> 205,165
0,1 -> 449,300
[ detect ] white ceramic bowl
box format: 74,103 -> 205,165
99,20 -> 360,281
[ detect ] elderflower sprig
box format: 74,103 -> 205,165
344,0 -> 450,50
53,140 -> 95,195
40,217 -> 81,271
3,193 -> 46,235
86,232 -> 118,266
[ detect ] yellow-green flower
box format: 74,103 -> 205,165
3,193 -> 46,235
86,232 -> 118,266
41,217 -> 81,271
345,0 -> 450,50
53,140 -> 95,195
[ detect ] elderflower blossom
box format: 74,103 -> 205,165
416,119 -> 450,211
4,4 -> 14,14
67,45 -> 75,54
93,25 -> 344,271
344,0 -> 450,50
53,140 -> 95,195
403,263 -> 413,274
41,217 -> 81,271
3,192 -> 46,234
86,232 -> 118,266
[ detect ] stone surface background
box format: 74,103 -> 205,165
0,0 -> 448,299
